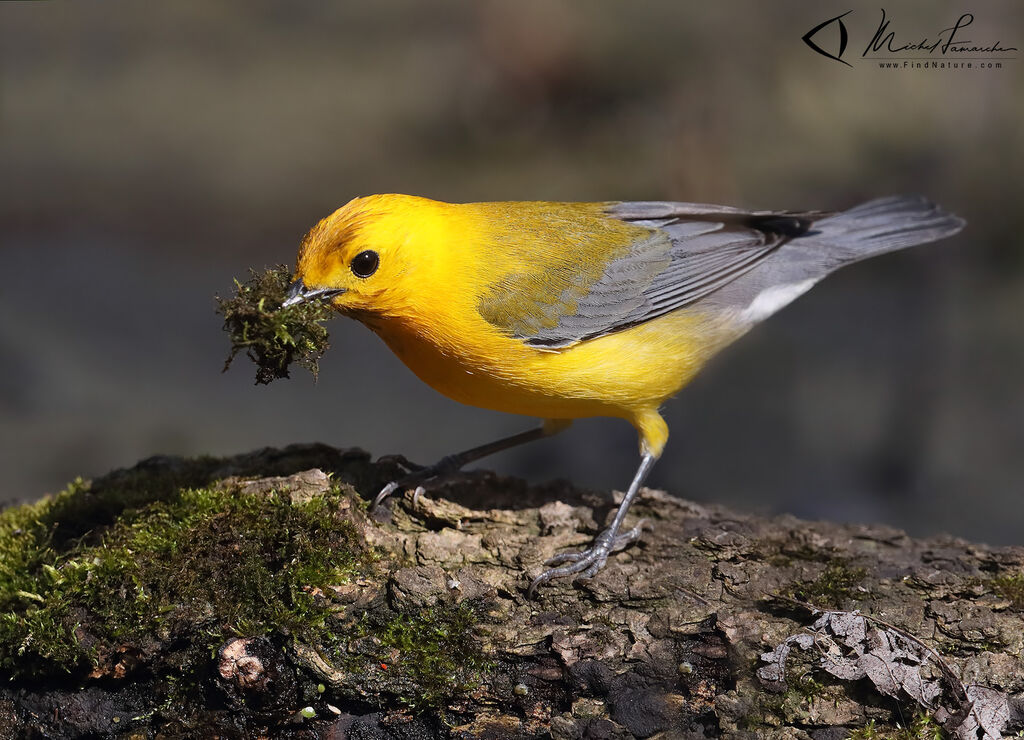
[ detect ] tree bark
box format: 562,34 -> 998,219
2,443 -> 1023,739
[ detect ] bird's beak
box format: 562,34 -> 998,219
282,278 -> 344,308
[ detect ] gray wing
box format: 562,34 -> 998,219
517,202 -> 819,348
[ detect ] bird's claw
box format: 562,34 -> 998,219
372,481 -> 402,509
372,457 -> 466,511
527,519 -> 652,598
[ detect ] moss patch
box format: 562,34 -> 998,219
0,474 -> 367,679
349,603 -> 489,711
849,711 -> 944,740
0,450 -> 501,734
988,571 -> 1024,610
216,265 -> 335,384
783,558 -> 868,609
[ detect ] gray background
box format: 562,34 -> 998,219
2,2 -> 1022,543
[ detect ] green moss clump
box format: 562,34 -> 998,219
849,711 -> 944,740
784,559 -> 868,609
344,603 -> 490,710
794,675 -> 826,701
42,458 -> 222,548
988,571 -> 1024,610
0,477 -> 367,679
216,265 -> 335,385
0,496 -> 82,671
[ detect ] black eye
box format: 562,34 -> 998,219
350,250 -> 379,278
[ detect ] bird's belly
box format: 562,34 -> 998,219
367,309 -> 739,421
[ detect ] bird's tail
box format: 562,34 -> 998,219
805,194 -> 965,266
699,195 -> 964,324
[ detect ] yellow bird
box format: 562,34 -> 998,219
284,194 -> 963,595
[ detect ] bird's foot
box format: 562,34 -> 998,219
372,453 -> 465,510
527,518 -> 652,598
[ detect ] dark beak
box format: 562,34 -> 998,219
282,278 -> 344,308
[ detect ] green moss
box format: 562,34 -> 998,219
795,675 -> 826,700
988,571 -> 1024,609
751,680 -> 832,728
850,719 -> 883,739
783,558 -> 868,609
0,448 -> 497,723
42,457 -> 222,547
0,476 -> 368,678
216,265 -> 335,385
335,602 -> 491,711
0,493 -> 80,671
849,711 -> 944,739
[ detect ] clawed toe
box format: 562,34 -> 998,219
527,546 -> 609,598
372,468 -> 461,511
543,551 -> 587,567
526,519 -> 653,598
614,518 -> 652,550
372,481 -> 402,509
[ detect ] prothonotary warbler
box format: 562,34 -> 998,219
283,194 -> 964,595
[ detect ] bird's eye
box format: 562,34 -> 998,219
350,250 -> 379,278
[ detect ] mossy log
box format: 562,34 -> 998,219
1,444 -> 1023,739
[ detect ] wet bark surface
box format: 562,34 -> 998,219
3,444 -> 1023,739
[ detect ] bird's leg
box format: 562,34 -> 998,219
372,419 -> 571,510
527,452 -> 657,598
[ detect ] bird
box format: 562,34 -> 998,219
283,193 -> 964,596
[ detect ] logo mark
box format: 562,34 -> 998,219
802,11 -> 853,67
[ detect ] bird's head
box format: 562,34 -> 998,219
286,194 -> 446,318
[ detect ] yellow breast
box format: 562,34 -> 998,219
363,300 -> 734,422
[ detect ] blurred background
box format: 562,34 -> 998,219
2,1 -> 1022,543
